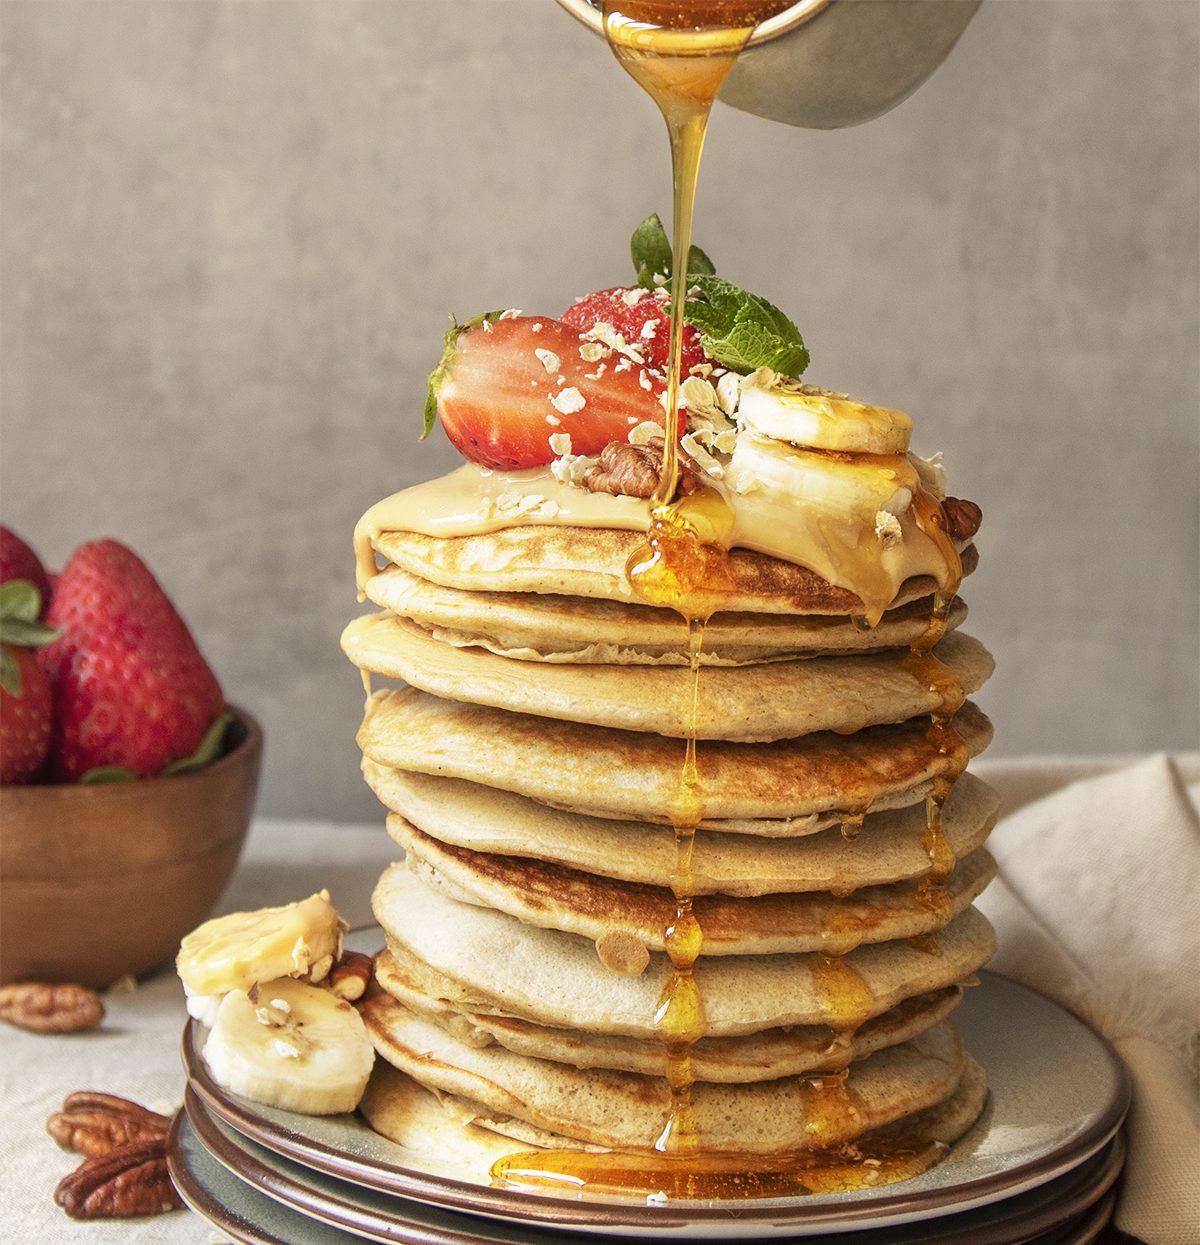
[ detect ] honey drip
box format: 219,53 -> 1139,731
490,0 -> 946,1202
903,493 -> 970,918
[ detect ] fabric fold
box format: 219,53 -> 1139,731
977,754 -> 1200,1245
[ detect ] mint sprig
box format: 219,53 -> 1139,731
676,274 -> 809,377
627,216 -> 808,377
163,709 -> 234,776
630,213 -> 715,289
423,310 -> 505,439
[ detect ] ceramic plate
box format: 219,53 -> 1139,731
180,1093 -> 1126,1245
181,965 -> 1129,1240
168,1112 -> 1120,1245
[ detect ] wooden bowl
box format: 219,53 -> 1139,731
0,706 -> 262,989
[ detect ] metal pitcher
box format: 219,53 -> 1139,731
555,0 -> 983,129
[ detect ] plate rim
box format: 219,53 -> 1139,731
180,969 -> 1131,1234
181,1090 -> 1128,1245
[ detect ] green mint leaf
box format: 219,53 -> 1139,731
0,579 -> 41,624
163,709 -> 234,776
80,766 -> 138,785
630,213 -> 715,288
678,274 -> 809,376
632,214 -> 673,288
0,648 -> 20,696
423,310 -> 506,440
686,242 -> 716,278
0,618 -> 61,649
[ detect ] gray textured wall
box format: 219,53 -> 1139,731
2,0 -> 1197,822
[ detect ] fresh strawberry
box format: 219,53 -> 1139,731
0,527 -> 53,615
427,315 -> 666,471
561,286 -> 709,375
0,581 -> 59,783
39,540 -> 224,782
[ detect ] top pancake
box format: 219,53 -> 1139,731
372,526 -> 978,616
364,565 -> 969,665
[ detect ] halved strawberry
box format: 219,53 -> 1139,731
561,286 -> 709,375
426,315 -> 667,471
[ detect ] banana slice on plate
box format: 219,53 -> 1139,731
737,368 -> 911,456
178,891 -> 345,998
178,891 -> 346,1024
202,977 -> 375,1115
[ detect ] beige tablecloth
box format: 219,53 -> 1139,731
2,757 -> 1197,1243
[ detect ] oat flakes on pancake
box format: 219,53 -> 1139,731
391,825 -> 997,955
372,525 -> 979,615
364,565 -> 969,665
357,687 -> 993,825
363,765 -> 998,894
345,615 -> 993,741
358,1054 -> 987,1175
360,994 -> 966,1154
373,949 -> 963,1083
372,867 -> 996,1037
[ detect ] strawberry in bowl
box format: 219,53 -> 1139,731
0,533 -> 261,989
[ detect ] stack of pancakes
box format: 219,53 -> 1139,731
342,512 -> 999,1173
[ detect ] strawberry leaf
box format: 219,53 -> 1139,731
0,579 -> 41,624
162,709 -> 233,776
80,766 -> 138,785
631,213 -> 715,289
423,311 -> 505,440
676,274 -> 809,377
0,648 -> 20,696
0,618 -> 61,648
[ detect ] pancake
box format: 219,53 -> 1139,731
360,993 -> 966,1153
390,826 -> 998,956
358,1053 -> 987,1176
357,687 -> 994,824
364,565 -> 969,664
362,765 -> 1000,894
372,866 -> 996,1037
342,614 -> 993,741
372,525 -> 979,615
373,950 -> 963,1083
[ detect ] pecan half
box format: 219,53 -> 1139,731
583,439 -> 702,500
328,950 -> 374,1002
54,1138 -> 182,1219
0,982 -> 104,1034
942,496 -> 983,542
48,1092 -> 170,1158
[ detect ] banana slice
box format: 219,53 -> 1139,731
737,368 -> 911,455
177,891 -> 345,1000
726,432 -> 921,521
202,978 -> 375,1115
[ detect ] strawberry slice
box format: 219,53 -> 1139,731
426,315 -> 666,471
561,286 -> 709,375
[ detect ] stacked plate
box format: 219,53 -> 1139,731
169,960 -> 1130,1245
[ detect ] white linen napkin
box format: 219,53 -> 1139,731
976,754 -> 1200,1245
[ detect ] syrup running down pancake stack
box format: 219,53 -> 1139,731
342,355 -> 1000,1193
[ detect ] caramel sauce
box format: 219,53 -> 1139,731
490,0 -> 967,1203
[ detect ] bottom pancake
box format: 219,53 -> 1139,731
358,1041 -> 987,1175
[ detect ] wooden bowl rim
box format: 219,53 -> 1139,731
0,704 -> 262,802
